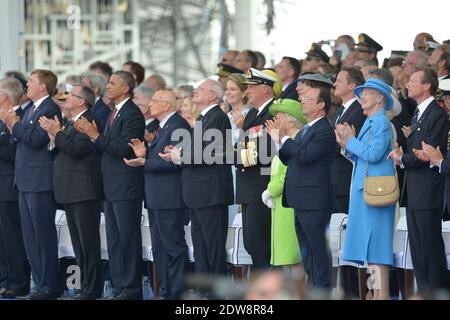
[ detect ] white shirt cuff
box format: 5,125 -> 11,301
279,136 -> 290,149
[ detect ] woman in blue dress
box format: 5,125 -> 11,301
335,78 -> 396,300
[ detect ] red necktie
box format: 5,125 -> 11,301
109,108 -> 118,128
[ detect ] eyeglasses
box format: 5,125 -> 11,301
69,92 -> 85,101
301,95 -> 319,103
151,99 -> 170,104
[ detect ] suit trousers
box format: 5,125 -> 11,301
406,208 -> 449,290
104,199 -> 143,298
18,192 -> 60,294
64,200 -> 103,297
242,202 -> 271,269
294,209 -> 332,289
0,201 -> 30,291
148,209 -> 169,298
191,205 -> 228,275
152,209 -> 187,299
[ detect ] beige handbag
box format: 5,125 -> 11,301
363,126 -> 400,207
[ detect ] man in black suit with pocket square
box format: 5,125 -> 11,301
389,68 -> 449,291
40,84 -> 103,300
0,78 -> 30,299
76,71 -> 145,300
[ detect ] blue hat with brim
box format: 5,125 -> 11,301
354,78 -> 394,110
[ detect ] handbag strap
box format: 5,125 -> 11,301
365,123 -> 397,177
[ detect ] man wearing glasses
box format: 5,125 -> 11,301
40,84 -> 103,300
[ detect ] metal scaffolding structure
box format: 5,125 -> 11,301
138,0 -> 233,86
22,0 -> 234,86
24,0 -> 140,80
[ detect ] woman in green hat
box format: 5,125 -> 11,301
263,99 -> 307,269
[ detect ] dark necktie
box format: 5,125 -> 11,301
24,105 -> 37,122
196,114 -> 204,122
156,126 -> 161,137
334,106 -> 345,126
411,108 -> 419,127
109,108 -> 118,128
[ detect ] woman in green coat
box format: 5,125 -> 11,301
262,99 -> 307,267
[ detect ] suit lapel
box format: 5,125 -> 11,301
338,101 -> 359,125
410,102 -> 434,136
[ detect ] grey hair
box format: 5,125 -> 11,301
84,73 -> 107,96
72,83 -> 96,108
176,84 -> 194,99
206,79 -> 224,101
113,71 -> 136,95
285,114 -> 304,130
65,75 -> 82,84
134,85 -> 155,98
0,78 -> 24,104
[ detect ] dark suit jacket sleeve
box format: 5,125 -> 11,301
440,158 -> 450,175
12,108 -> 59,149
145,133 -> 185,174
0,140 -> 16,163
95,111 -> 144,159
54,130 -> 95,158
280,127 -> 336,165
402,111 -> 447,169
183,110 -> 231,167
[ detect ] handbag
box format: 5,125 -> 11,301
363,125 -> 400,207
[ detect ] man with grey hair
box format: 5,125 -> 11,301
0,78 -> 30,299
133,85 -> 159,143
39,84 -> 103,299
75,70 -> 145,300
163,79 -> 233,295
144,74 -> 167,91
82,73 -> 111,130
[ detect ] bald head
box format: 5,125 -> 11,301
150,90 -> 177,121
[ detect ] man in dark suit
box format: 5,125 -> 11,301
235,68 -> 277,269
331,67 -> 366,214
0,78 -> 30,299
76,71 -> 145,300
82,73 -> 111,129
164,79 -> 233,284
39,84 -> 103,300
268,86 -> 336,289
330,67 -> 366,298
275,57 -> 301,101
0,69 -> 62,300
389,68 -> 449,291
126,90 -> 190,299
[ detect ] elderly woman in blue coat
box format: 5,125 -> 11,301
335,78 -> 396,300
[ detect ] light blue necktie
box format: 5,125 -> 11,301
301,125 -> 310,139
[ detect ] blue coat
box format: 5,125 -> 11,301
342,109 -> 395,266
